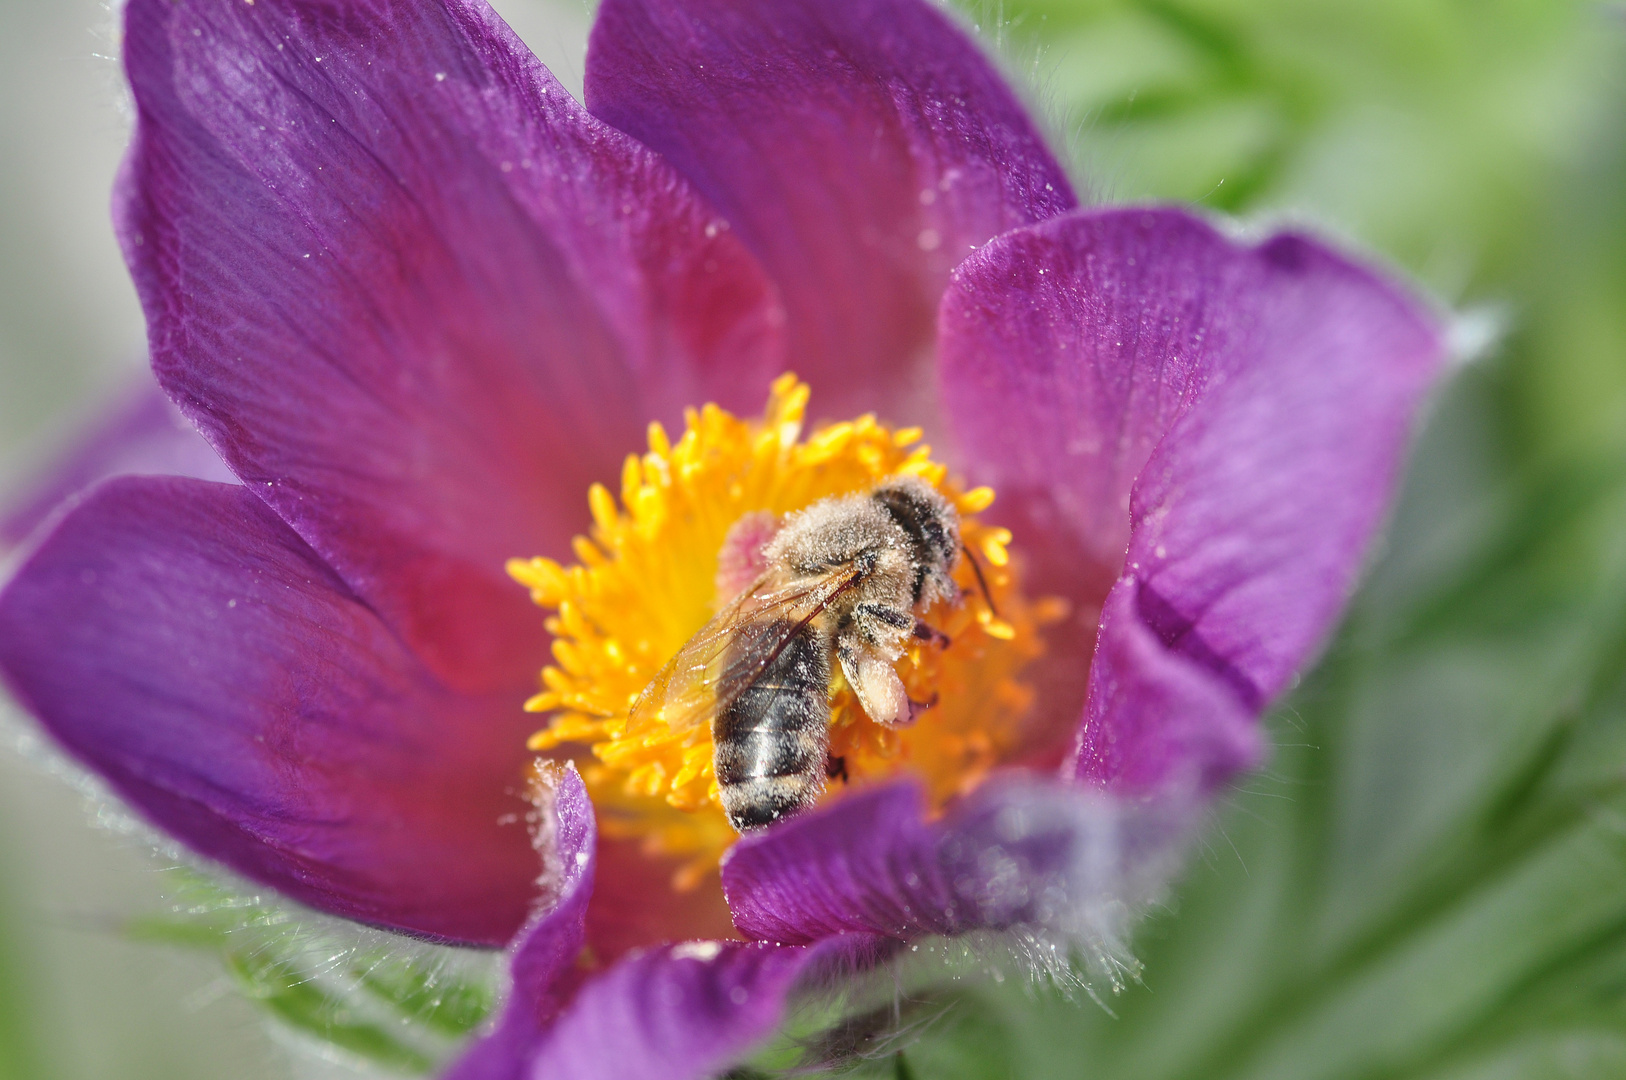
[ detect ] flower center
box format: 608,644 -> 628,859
508,375 -> 1051,889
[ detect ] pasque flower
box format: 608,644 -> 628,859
0,0 -> 1444,1076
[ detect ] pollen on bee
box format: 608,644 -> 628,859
506,375 -> 1047,889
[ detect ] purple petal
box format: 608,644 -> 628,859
524,942 -> 812,1079
1,375 -> 233,549
723,784 -> 954,942
527,937 -> 877,1080
937,207 -> 1444,792
586,0 -> 1075,422
722,779 -> 1185,952
446,764 -> 595,1080
0,477 -> 542,944
119,0 -> 786,695
1077,583 -> 1260,792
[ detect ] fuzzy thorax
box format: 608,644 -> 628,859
507,375 -> 1052,889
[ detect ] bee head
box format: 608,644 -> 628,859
870,476 -> 960,606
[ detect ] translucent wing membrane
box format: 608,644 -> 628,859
630,566 -> 866,735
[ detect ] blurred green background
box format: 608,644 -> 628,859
1,0 -> 1624,1077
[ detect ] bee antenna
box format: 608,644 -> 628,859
961,542 -> 1000,620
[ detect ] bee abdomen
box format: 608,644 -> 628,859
714,621 -> 830,831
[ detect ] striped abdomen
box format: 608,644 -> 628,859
713,618 -> 830,831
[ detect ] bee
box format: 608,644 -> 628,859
628,476 -> 973,831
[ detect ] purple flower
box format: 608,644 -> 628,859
0,0 -> 1444,1076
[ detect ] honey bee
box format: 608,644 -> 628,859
629,476 -> 975,831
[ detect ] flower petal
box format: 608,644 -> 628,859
1,376 -> 233,549
586,0 -> 1076,422
446,763 -> 596,1080
1078,584 -> 1261,793
723,784 -> 951,943
119,0 -> 786,694
721,779 -> 1185,953
937,207 -> 1444,792
0,476 -> 542,944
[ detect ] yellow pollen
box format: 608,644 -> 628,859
507,374 -> 1049,889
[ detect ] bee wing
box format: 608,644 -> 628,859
628,566 -> 865,735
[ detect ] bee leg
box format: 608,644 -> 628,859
855,602 -> 913,635
913,620 -> 951,648
906,692 -> 940,723
825,754 -> 849,784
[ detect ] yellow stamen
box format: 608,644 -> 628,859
508,375 -> 1048,887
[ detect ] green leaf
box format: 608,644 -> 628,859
742,978 -> 1022,1080
0,860 -> 49,1080
222,947 -> 434,1075
350,950 -> 496,1038
127,869 -> 499,1075
972,0 -> 1615,293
